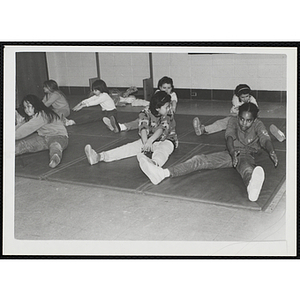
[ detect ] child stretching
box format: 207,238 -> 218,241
193,84 -> 258,136
42,80 -> 74,125
139,102 -> 278,202
84,91 -> 178,170
15,94 -> 68,168
73,79 -> 121,132
103,76 -> 178,133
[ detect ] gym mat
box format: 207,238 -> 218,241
15,113 -> 286,211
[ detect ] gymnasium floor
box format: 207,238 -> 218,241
13,98 -> 287,250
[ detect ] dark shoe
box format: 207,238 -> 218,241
110,116 -> 121,133
49,153 -> 61,168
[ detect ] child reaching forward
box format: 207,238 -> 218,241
42,80 -> 73,125
84,91 -> 178,170
139,102 -> 278,202
15,94 -> 68,168
193,84 -> 258,135
103,76 -> 178,133
73,79 -> 121,133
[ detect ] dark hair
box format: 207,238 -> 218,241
92,79 -> 109,93
22,94 -> 60,122
238,102 -> 259,120
157,76 -> 174,92
149,91 -> 171,116
234,84 -> 251,97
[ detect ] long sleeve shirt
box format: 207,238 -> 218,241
42,92 -> 70,117
81,92 -> 116,111
138,107 -> 178,145
225,116 -> 271,153
15,112 -> 68,140
230,95 -> 258,115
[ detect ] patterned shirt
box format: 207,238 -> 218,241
138,107 -> 178,146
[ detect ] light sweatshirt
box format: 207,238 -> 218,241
15,112 -> 68,140
42,91 -> 70,117
81,92 -> 116,111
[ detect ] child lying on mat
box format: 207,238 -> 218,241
138,102 -> 278,202
72,79 -> 121,133
102,76 -> 179,134
15,94 -> 69,168
84,91 -> 178,170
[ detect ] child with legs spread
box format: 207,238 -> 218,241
103,76 -> 178,133
42,80 -> 74,126
84,91 -> 178,170
193,84 -> 258,136
72,79 -> 121,133
15,94 -> 69,168
139,102 -> 279,202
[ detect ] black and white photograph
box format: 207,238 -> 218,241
3,44 -> 297,257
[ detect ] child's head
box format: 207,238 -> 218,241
43,80 -> 59,93
157,76 -> 174,95
22,94 -> 59,122
149,91 -> 171,117
238,102 -> 259,131
234,84 -> 251,103
91,79 -> 109,95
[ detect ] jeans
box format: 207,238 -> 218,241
205,116 -> 231,134
168,149 -> 256,187
102,139 -> 174,167
16,133 -> 68,160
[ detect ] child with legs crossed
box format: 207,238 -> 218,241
140,102 -> 278,202
15,94 -> 68,168
73,79 -> 121,133
84,91 -> 178,170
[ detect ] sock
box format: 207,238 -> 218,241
119,123 -> 127,131
98,152 -> 104,161
164,169 -> 170,178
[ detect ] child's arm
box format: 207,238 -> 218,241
264,139 -> 278,167
171,100 -> 177,113
141,128 -> 163,152
72,95 -> 101,111
72,101 -> 87,111
15,114 -> 45,140
226,136 -> 240,167
42,93 -> 60,107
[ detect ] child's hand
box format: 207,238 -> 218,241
142,140 -> 153,153
231,150 -> 240,168
269,151 -> 278,167
73,102 -> 85,111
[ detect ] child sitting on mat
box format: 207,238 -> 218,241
15,94 -> 69,168
138,102 -> 278,202
73,79 -> 121,133
84,91 -> 178,170
193,84 -> 258,136
103,76 -> 179,133
42,79 -> 74,126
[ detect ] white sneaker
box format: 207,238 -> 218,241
193,117 -> 205,136
137,153 -> 166,185
65,118 -> 76,126
103,117 -> 114,131
84,144 -> 99,165
247,166 -> 265,202
270,124 -> 286,142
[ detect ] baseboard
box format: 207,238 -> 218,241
60,86 -> 286,103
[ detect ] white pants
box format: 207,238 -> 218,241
102,139 -> 174,167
